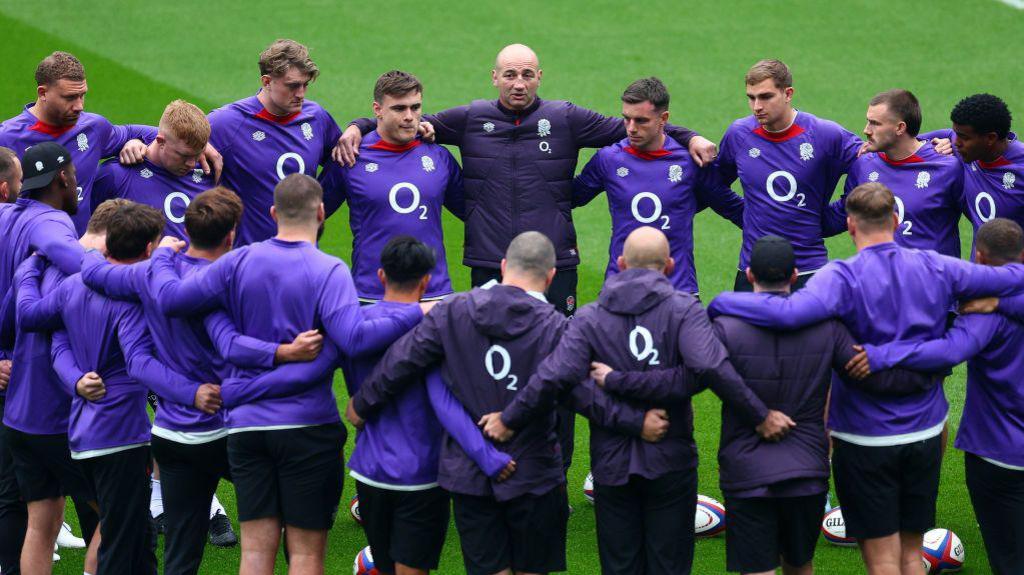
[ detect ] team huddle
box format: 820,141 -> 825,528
0,37 -> 1021,575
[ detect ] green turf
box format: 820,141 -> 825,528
1,0 -> 1022,572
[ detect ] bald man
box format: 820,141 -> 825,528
483,227 -> 794,575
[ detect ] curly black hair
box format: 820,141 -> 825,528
950,94 -> 1012,139
381,235 -> 435,288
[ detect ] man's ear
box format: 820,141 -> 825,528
663,257 -> 675,277
270,206 -> 278,223
789,269 -> 799,285
377,268 -> 387,287
616,255 -> 627,272
745,267 -> 756,286
260,75 -> 272,89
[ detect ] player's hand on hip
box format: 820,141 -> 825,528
76,372 -> 106,402
959,297 -> 999,315
479,412 -> 514,442
844,344 -> 872,380
756,409 -> 796,442
333,125 -> 363,167
495,459 -> 517,483
118,139 -> 147,165
641,408 -> 670,442
688,135 -> 718,167
199,142 -> 223,183
345,398 -> 365,430
418,121 -> 436,143
931,138 -> 954,155
589,362 -> 613,387
0,359 -> 11,391
194,383 -> 223,414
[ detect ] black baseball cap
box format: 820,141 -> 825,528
21,141 -> 71,193
749,235 -> 795,285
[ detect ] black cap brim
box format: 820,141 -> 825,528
20,170 -> 59,193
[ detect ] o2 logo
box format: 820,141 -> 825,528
631,192 -> 670,230
766,170 -> 806,207
485,344 -> 518,391
628,325 -> 660,366
389,182 -> 428,220
275,152 -> 306,180
974,192 -> 997,223
164,192 -> 190,224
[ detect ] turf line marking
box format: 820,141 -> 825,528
997,0 -> 1024,8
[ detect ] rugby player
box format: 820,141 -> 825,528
714,59 -> 862,291
319,71 -> 463,303
708,183 -> 1024,575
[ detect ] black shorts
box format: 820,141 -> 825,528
734,269 -> 814,292
356,481 -> 449,571
964,453 -> 1024,575
227,423 -> 345,530
471,266 -> 578,318
832,435 -> 942,539
725,492 -> 826,572
6,429 -> 95,504
451,486 -> 568,575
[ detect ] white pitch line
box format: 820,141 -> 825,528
997,0 -> 1024,8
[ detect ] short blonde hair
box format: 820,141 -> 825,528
745,59 -> 792,90
258,39 -> 319,81
159,100 -> 210,152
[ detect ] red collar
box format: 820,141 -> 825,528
624,146 -> 672,160
978,157 -> 1012,169
254,108 -> 301,124
753,123 -> 805,142
29,119 -> 75,137
368,138 -> 422,153
879,152 -> 924,166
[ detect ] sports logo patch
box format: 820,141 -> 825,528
868,171 -> 879,182
565,295 -> 575,312
76,133 -> 89,152
252,131 -> 266,142
421,156 -> 435,173
365,162 -> 379,173
1004,172 -> 1016,189
300,122 -> 313,141
748,147 -> 761,158
192,169 -> 204,183
140,168 -> 153,179
668,165 -> 683,183
799,142 -> 814,161
616,167 -> 629,178
34,161 -> 43,171
915,171 -> 930,189
483,122 -> 495,133
537,118 -> 551,137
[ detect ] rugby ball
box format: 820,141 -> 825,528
583,472 -> 594,504
921,528 -> 964,573
349,494 -> 362,525
353,546 -> 379,575
695,494 -> 726,537
821,507 -> 857,547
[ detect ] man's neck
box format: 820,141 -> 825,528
753,284 -> 791,295
501,273 -> 547,295
854,231 -> 895,252
635,132 -> 666,152
185,245 -> 227,262
145,141 -> 162,169
382,289 -> 422,304
256,90 -> 289,117
981,138 -> 1011,163
375,127 -> 410,147
764,108 -> 797,133
275,224 -> 318,245
106,255 -> 144,265
885,136 -> 924,161
27,102 -> 63,127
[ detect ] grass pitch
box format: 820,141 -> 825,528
1,0 -> 1022,572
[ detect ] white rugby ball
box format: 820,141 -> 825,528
349,494 -> 361,525
583,472 -> 594,504
695,494 -> 726,537
821,506 -> 857,547
921,528 -> 964,574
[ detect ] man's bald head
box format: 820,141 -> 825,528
621,227 -> 672,272
492,44 -> 542,111
504,231 -> 555,281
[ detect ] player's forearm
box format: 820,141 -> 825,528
36,229 -> 84,276
14,266 -> 62,332
425,370 -> 512,478
220,344 -> 339,408
204,311 -> 276,369
127,353 -> 201,406
149,248 -> 219,316
703,361 -> 769,426
603,367 -> 696,403
564,380 -> 645,436
708,292 -> 828,329
50,331 -> 84,396
324,303 -> 423,358
80,252 -> 144,302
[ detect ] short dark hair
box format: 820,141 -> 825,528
373,70 -> 422,103
870,89 -> 922,137
380,236 -> 435,290
951,94 -> 1012,139
35,51 -> 85,86
505,231 -> 555,280
185,187 -> 243,249
621,77 -> 670,112
0,146 -> 17,193
846,182 -> 896,233
87,199 -> 131,234
273,173 -> 322,224
977,218 -> 1024,265
105,202 -> 164,261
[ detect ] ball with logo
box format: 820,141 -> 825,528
821,507 -> 857,547
349,494 -> 362,525
695,494 -> 726,537
920,528 -> 964,574
583,471 -> 594,504
353,546 -> 379,575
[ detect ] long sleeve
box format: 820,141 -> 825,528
708,269 -> 843,329
148,248 -> 230,316
319,263 -> 423,358
119,304 -> 202,406
350,306 -> 445,417
90,163 -> 119,213
919,129 -> 955,142
80,251 -> 145,302
602,366 -> 698,403
50,330 -> 83,396
441,149 -> 466,220
423,107 -> 470,147
829,321 -> 940,396
203,311 -> 277,370
571,153 -> 606,208
864,314 -> 998,373
944,257 -> 1024,300
318,162 -> 349,220
424,369 -> 512,479
677,302 -> 768,425
33,219 -> 83,276
562,379 -> 645,436
501,318 -> 587,430
695,166 -> 744,228
712,128 -> 740,187
822,173 -> 858,237
218,343 -> 340,408
14,258 -> 65,332
993,293 -> 1024,321
102,123 -> 157,158
0,288 -> 14,352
